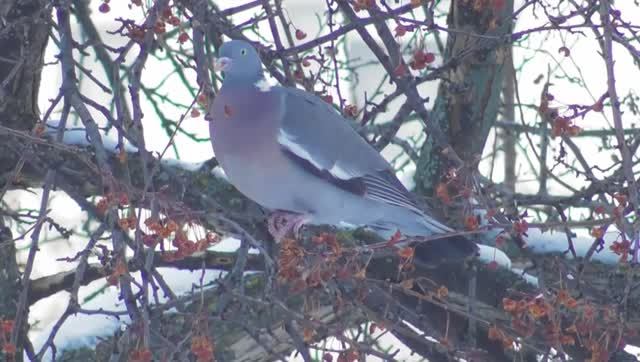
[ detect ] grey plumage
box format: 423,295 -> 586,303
209,40 -> 477,263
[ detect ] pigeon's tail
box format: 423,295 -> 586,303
369,211 -> 479,265
413,234 -> 478,266
369,207 -> 478,265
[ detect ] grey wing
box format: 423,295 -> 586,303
276,86 -> 425,216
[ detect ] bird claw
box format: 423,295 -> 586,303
267,211 -> 308,242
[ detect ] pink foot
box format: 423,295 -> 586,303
267,211 -> 309,242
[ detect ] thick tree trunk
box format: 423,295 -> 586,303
0,221 -> 20,361
414,0 -> 515,198
0,0 -> 49,131
0,0 -> 51,359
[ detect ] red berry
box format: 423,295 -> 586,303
394,25 -> 407,37
592,101 -> 603,112
168,16 -> 180,26
393,63 -> 407,77
98,2 -> 110,13
178,32 -> 189,44
410,50 -> 435,70
567,125 -> 581,136
295,29 -> 307,40
154,21 -> 166,34
409,60 -> 425,70
424,52 -> 435,63
493,0 -> 505,10
558,46 -> 570,57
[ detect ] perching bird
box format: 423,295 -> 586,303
209,40 -> 477,264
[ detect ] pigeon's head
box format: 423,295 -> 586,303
214,40 -> 263,81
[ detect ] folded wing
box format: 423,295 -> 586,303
277,86 -> 427,218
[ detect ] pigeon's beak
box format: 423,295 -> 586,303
213,57 -> 232,72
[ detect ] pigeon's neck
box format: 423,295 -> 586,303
222,72 -> 266,90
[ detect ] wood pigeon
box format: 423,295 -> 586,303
209,40 -> 477,264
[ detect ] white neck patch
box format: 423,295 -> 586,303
255,78 -> 274,92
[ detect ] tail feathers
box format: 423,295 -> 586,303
413,235 -> 478,266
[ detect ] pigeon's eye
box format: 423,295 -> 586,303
240,49 -> 247,56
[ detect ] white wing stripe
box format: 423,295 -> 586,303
278,129 -> 324,171
278,129 -> 354,180
328,162 -> 355,180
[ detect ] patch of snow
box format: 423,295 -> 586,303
30,268 -> 225,359
211,165 -> 228,180
477,244 -> 511,269
525,228 -> 622,264
160,158 -> 205,172
510,267 -> 539,287
45,120 -> 138,153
